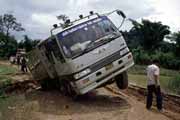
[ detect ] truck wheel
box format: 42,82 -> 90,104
40,79 -> 51,90
59,80 -> 78,99
66,83 -> 78,100
115,71 -> 128,89
40,79 -> 59,90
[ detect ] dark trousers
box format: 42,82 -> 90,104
146,85 -> 163,110
21,65 -> 27,72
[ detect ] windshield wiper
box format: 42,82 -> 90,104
98,32 -> 121,45
81,40 -> 96,53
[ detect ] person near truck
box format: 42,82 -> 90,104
146,60 -> 163,112
17,55 -> 20,65
21,57 -> 27,73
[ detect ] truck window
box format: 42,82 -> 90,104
57,17 -> 119,58
50,38 -> 65,63
41,43 -> 54,64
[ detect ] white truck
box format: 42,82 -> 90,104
27,10 -> 134,98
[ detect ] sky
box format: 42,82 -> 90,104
0,0 -> 180,40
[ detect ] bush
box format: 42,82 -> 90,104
168,75 -> 180,95
131,48 -> 180,70
132,47 -> 151,64
151,51 -> 180,69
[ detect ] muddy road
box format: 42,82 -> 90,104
0,61 -> 180,120
1,86 -> 177,120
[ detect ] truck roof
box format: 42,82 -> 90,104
37,14 -> 101,46
52,14 -> 99,35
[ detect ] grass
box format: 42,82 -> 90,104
128,74 -> 173,92
0,64 -> 14,87
0,64 -> 16,97
0,75 -> 12,83
128,65 -> 180,95
128,65 -> 179,77
0,64 -> 17,75
0,64 -> 16,83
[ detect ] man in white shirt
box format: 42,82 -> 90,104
146,60 -> 162,111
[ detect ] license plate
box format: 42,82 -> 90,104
105,63 -> 113,70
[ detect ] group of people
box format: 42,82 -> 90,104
17,56 -> 28,73
10,55 -> 28,73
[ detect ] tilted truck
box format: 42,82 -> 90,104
27,10 -> 134,98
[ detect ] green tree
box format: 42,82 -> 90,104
129,19 -> 170,51
0,14 -> 24,37
18,35 -> 40,52
0,13 -> 24,58
171,31 -> 180,57
0,33 -> 17,57
23,35 -> 33,52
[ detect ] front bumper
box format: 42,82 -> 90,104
75,52 -> 134,94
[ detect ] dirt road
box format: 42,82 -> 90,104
0,87 -> 175,120
0,61 -> 179,120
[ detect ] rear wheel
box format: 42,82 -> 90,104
115,71 -> 128,89
40,78 -> 60,90
40,79 -> 51,90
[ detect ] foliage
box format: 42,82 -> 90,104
0,13 -> 40,58
168,75 -> 180,94
0,64 -> 17,75
170,31 -> 180,57
131,47 -> 150,64
129,19 -> 170,51
123,19 -> 180,70
0,13 -> 24,37
0,79 -> 11,98
0,33 -> 18,57
0,13 -> 25,58
131,47 -> 180,70
0,33 -> 39,58
18,35 -> 40,52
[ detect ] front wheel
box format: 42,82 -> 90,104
59,80 -> 78,99
115,71 -> 128,89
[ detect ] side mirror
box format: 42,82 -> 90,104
116,10 -> 126,19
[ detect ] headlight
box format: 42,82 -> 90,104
74,69 -> 91,79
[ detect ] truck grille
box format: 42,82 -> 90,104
90,47 -> 127,72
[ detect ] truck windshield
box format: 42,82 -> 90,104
57,16 -> 119,58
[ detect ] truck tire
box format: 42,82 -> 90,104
115,71 -> 128,89
40,79 -> 51,90
40,79 -> 58,90
59,80 -> 78,99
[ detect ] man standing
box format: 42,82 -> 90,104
21,57 -> 27,73
146,60 -> 163,111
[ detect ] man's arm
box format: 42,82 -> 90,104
154,67 -> 160,86
154,74 -> 159,86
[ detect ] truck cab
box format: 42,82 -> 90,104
27,10 -> 134,97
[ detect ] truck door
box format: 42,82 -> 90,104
48,37 -> 65,64
38,42 -> 57,79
